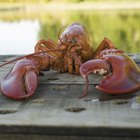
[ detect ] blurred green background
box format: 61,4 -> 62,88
0,0 -> 140,54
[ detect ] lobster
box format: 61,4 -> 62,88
1,22 -> 140,100
0,23 -> 94,100
80,38 -> 140,98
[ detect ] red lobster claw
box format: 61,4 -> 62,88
96,54 -> 140,94
80,59 -> 110,98
0,59 -> 38,100
80,54 -> 140,98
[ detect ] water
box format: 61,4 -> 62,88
0,20 -> 39,54
0,9 -> 140,54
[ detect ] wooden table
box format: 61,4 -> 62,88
0,55 -> 140,140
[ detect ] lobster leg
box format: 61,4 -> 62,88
35,39 -> 57,52
35,39 -> 63,59
72,53 -> 83,74
94,37 -> 116,57
64,52 -> 83,74
35,39 -> 68,72
74,56 -> 81,74
67,55 -> 73,74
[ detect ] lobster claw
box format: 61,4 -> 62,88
80,59 -> 110,98
96,54 -> 140,94
80,54 -> 140,97
0,59 -> 38,100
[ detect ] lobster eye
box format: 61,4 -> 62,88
72,37 -> 77,43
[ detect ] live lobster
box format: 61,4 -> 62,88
0,23 -> 140,100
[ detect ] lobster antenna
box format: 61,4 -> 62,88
58,26 -> 67,45
0,49 -> 61,67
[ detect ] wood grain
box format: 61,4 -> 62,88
0,55 -> 140,140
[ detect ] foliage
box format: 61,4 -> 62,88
38,11 -> 140,53
0,10 -> 140,53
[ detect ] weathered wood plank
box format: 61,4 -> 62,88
0,55 -> 140,140
1,134 -> 140,140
